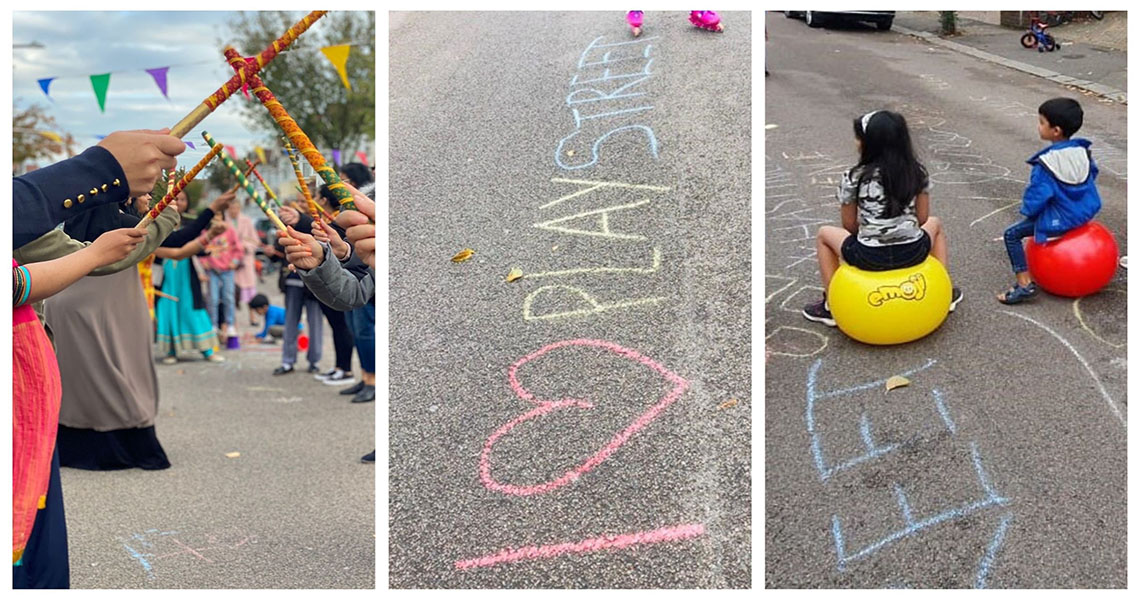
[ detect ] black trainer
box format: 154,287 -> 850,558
949,287 -> 964,312
351,385 -> 376,404
361,450 -> 375,464
340,381 -> 365,396
307,364 -> 321,374
273,364 -> 294,376
802,298 -> 836,327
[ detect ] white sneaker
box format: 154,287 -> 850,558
161,356 -> 178,365
1120,256 -> 1128,269
314,368 -> 338,381
207,353 -> 226,363
322,370 -> 357,386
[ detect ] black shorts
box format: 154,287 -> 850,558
841,232 -> 931,272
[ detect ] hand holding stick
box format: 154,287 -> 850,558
136,144 -> 224,229
203,132 -> 286,232
168,11 -> 328,138
224,47 -> 359,213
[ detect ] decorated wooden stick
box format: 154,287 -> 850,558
202,132 -> 286,232
223,47 -> 359,213
136,144 -> 224,229
283,137 -> 321,221
245,158 -> 284,209
227,158 -> 261,195
169,11 -> 328,138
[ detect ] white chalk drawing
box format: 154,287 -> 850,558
523,284 -> 664,321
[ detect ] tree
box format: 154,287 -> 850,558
226,11 -> 375,163
13,104 -> 77,166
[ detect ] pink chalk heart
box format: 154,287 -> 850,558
479,339 -> 689,496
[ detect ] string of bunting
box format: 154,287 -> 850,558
33,42 -> 366,112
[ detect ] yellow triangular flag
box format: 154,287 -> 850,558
255,146 -> 267,166
320,44 -> 352,91
38,130 -> 62,143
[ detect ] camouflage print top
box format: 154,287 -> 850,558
837,165 -> 927,247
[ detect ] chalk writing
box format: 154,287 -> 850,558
527,247 -> 661,279
454,523 -> 705,570
119,528 -> 254,579
523,285 -> 665,321
557,36 -> 660,170
534,199 -> 652,240
479,339 -> 689,496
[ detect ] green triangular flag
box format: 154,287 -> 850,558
90,73 -> 111,113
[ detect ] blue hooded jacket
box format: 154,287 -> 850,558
1021,138 -> 1101,243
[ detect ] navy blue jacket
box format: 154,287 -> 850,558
1021,138 -> 1102,242
13,146 -> 130,249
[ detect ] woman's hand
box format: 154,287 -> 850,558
210,189 -> 238,214
313,220 -> 351,261
278,226 -> 323,271
88,227 -> 147,266
278,205 -> 300,226
334,192 -> 375,268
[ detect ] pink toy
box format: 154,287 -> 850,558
690,10 -> 724,32
626,10 -> 643,37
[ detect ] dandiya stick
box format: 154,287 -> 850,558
137,144 -> 224,229
245,158 -> 284,209
227,159 -> 261,195
202,132 -> 286,232
154,290 -> 179,302
223,47 -> 359,213
168,11 -> 328,138
294,185 -> 335,223
283,137 -> 321,221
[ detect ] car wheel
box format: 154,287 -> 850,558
876,18 -> 893,31
806,11 -> 823,28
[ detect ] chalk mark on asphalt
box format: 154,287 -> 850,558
1000,310 -> 1126,427
1073,290 -> 1127,349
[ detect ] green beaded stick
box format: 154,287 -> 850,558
202,132 -> 286,232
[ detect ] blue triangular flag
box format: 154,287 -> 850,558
37,77 -> 55,100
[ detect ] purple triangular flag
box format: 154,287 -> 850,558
331,149 -> 341,165
146,67 -> 170,99
37,77 -> 54,100
185,141 -> 195,149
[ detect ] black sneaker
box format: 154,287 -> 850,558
273,364 -> 294,376
322,370 -> 356,386
314,368 -> 338,381
802,299 -> 836,327
340,381 -> 366,396
949,287 -> 964,312
351,385 -> 376,404
361,450 -> 375,464
307,364 -> 321,374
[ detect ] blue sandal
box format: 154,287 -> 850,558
997,282 -> 1038,305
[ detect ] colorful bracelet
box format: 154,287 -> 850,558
13,265 -> 32,307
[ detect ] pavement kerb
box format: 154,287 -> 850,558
894,25 -> 1128,105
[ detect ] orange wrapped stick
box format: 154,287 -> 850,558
203,132 -> 286,232
136,144 -> 224,229
169,11 -> 327,138
224,47 -> 358,212
284,137 -> 321,221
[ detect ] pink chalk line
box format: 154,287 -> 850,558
454,523 -> 706,570
479,339 -> 690,496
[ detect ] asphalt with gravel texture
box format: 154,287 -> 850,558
62,283 -> 375,589
389,11 -> 751,588
766,13 -> 1126,589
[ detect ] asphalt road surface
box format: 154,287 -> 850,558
390,11 -> 751,588
765,13 -> 1126,588
61,284 -> 375,589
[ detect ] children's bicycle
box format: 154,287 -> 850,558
1021,18 -> 1057,52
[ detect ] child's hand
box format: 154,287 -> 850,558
335,194 -> 375,268
278,205 -> 300,226
88,227 -> 147,266
207,220 -> 227,238
314,220 -> 350,261
278,226 -> 323,271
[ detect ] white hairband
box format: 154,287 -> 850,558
861,110 -> 881,132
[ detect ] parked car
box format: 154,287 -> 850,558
785,11 -> 895,31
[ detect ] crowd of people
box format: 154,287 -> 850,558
12,128 -> 377,589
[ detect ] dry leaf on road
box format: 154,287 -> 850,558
506,268 -> 523,282
451,248 -> 474,263
224,452 -> 241,459
885,375 -> 910,392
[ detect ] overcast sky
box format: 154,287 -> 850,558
13,10 -> 361,167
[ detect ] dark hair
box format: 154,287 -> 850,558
249,294 -> 269,310
339,162 -> 373,186
852,110 -> 928,219
318,184 -> 337,206
1038,97 -> 1083,137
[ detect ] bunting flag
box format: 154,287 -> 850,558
225,145 -> 238,159
320,44 -> 352,91
90,73 -> 111,112
355,151 -> 369,165
37,78 -> 55,100
38,131 -> 62,143
185,142 -> 196,149
145,67 -> 170,99
331,149 -> 341,165
254,146 -> 267,166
